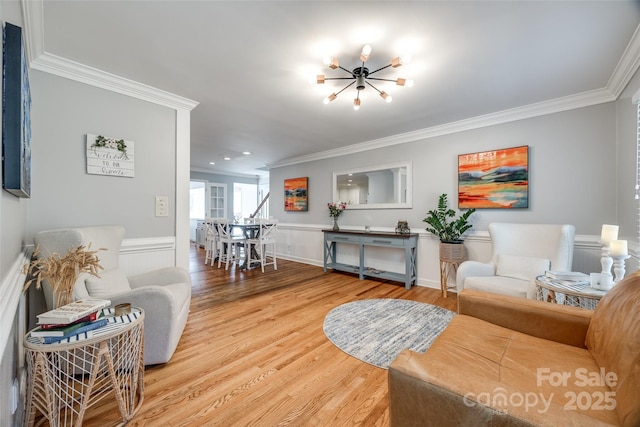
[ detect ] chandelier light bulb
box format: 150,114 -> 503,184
360,44 -> 372,62
323,56 -> 339,69
380,91 -> 392,103
391,54 -> 412,68
353,98 -> 361,110
317,74 -> 325,84
323,93 -> 337,104
396,78 -> 415,87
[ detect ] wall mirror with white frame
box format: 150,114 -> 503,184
333,161 -> 412,209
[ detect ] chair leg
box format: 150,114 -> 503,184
218,242 -> 224,269
273,243 -> 277,271
225,243 -> 232,270
210,241 -> 218,266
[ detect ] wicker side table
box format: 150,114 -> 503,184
535,276 -> 606,310
24,307 -> 145,427
439,243 -> 465,298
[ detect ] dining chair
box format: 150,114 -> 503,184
245,219 -> 278,272
216,219 -> 246,270
204,220 -> 219,266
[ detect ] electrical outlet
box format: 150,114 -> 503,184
155,196 -> 169,217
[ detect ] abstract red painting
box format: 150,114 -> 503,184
458,146 -> 528,209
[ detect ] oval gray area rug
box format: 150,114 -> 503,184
323,299 -> 456,369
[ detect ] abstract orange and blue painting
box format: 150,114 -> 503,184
458,146 -> 528,209
284,177 -> 308,211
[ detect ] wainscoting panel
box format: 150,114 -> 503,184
274,224 -> 638,291
119,236 -> 176,276
0,248 -> 31,367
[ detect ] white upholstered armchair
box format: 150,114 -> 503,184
33,226 -> 191,365
456,223 -> 575,299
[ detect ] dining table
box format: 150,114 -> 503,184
228,221 -> 267,269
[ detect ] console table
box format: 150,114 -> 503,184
323,230 -> 418,289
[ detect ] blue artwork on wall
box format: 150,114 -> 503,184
2,22 -> 31,198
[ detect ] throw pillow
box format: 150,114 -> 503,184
496,254 -> 550,281
85,269 -> 131,298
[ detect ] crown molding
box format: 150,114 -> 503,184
268,87 -> 615,169
270,21 -> 640,170
21,0 -> 198,112
190,166 -> 264,179
30,53 -> 198,111
21,0 -> 45,64
608,21 -> 640,98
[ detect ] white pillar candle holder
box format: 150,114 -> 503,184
600,245 -> 613,275
612,255 -> 630,284
599,225 -> 618,275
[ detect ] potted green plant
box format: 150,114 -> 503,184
423,193 -> 475,243
424,193 -> 476,297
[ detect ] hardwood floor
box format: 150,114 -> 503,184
80,246 -> 458,426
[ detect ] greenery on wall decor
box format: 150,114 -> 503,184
423,193 -> 476,243
92,135 -> 128,160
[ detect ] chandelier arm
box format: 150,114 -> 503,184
367,64 -> 393,75
335,81 -> 356,96
337,65 -> 355,76
365,80 -> 383,94
324,77 -> 357,81
367,77 -> 398,82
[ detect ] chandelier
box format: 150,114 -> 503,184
317,45 -> 413,110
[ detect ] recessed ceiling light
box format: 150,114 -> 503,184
242,151 -> 251,155
209,162 -> 215,165
223,157 -> 231,161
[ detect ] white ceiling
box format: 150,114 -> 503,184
26,1 -> 640,177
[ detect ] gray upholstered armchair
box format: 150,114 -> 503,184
456,223 -> 575,299
33,226 -> 191,365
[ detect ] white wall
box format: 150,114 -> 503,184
26,70 -> 177,241
271,103 -> 618,233
270,101 -> 629,286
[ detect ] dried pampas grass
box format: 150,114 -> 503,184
23,245 -> 104,308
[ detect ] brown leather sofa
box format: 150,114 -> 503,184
389,270 -> 640,426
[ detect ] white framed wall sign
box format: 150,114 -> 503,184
86,134 -> 135,177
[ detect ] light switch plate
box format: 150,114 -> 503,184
155,196 -> 169,217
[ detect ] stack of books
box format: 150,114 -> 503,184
32,298 -> 111,344
544,270 -> 590,282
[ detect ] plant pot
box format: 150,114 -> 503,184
439,241 -> 465,263
332,217 -> 340,231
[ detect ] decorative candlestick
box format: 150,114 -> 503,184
612,255 -> 630,284
599,225 -> 619,275
600,245 -> 613,275
610,240 -> 629,284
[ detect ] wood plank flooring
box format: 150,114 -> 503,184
78,246 -> 458,426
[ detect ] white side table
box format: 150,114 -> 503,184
24,307 -> 145,427
535,275 -> 607,310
